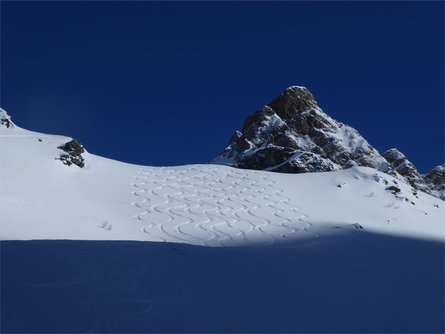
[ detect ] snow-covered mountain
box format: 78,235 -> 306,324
1,107 -> 444,333
212,86 -> 444,200
0,108 -> 443,244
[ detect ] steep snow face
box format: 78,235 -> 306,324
211,86 -> 443,200
0,109 -> 444,244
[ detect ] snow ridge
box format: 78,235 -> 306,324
0,105 -> 443,244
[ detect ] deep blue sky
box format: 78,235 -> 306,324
1,1 -> 443,173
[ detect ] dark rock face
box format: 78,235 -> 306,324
425,164 -> 445,186
382,149 -> 429,192
381,149 -> 444,199
424,164 -> 445,200
57,139 -> 85,168
212,86 -> 388,174
212,86 -> 444,200
272,152 -> 336,174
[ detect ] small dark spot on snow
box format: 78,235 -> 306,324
337,184 -> 342,188
97,221 -> 112,230
434,204 -> 439,208
386,186 -> 401,195
38,139 -> 42,142
411,202 -> 415,205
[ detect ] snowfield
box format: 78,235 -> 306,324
1,120 -> 443,244
1,112 -> 444,333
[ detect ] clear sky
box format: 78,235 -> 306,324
1,1 -> 443,173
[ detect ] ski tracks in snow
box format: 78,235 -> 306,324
130,165 -> 313,246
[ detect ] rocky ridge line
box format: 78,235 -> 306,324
0,109 -> 86,168
211,86 -> 444,200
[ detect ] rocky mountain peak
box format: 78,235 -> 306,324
212,86 -> 444,200
267,86 -> 319,119
212,86 -> 389,173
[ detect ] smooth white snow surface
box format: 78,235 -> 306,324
1,122 -> 444,245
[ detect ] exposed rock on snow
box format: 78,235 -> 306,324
0,106 -> 444,244
386,185 -> 401,195
212,86 -> 444,200
0,108 -> 14,128
57,139 -> 85,168
382,148 -> 430,193
424,164 -> 445,200
212,86 -> 390,173
1,105 -> 443,333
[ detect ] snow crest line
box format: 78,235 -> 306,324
130,165 -> 311,246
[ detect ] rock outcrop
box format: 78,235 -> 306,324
424,164 -> 445,200
0,108 -> 14,128
381,148 -> 430,193
57,139 -> 85,168
0,109 -> 86,168
212,86 -> 444,200
212,86 -> 390,173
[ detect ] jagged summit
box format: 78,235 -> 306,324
212,85 -> 389,173
212,86 -> 444,200
267,86 -> 319,118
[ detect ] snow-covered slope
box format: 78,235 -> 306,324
212,86 -> 444,200
3,236 -> 444,333
1,109 -> 443,244
1,109 -> 444,333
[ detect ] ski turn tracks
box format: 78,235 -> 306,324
131,165 -> 313,246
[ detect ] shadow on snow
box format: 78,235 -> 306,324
1,230 -> 444,333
